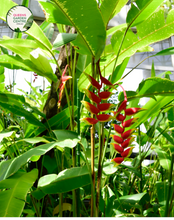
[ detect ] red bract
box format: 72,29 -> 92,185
81,101 -> 100,115
121,137 -> 134,149
116,113 -> 126,122
98,103 -> 114,112
100,76 -> 113,87
111,143 -> 124,153
98,91 -> 113,100
121,147 -> 134,158
80,117 -> 98,125
111,135 -> 123,144
84,89 -> 101,104
121,129 -> 135,140
58,65 -> 72,108
85,73 -> 101,90
117,99 -> 127,112
111,157 -> 124,166
125,107 -> 141,116
112,124 -> 124,134
96,114 -> 113,122
122,118 -> 137,128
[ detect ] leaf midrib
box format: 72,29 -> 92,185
53,0 -> 95,56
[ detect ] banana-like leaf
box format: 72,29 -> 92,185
52,33 -> 77,50
78,7 -> 174,91
0,169 -> 38,217
32,166 -> 90,199
126,0 -> 165,27
30,48 -> 57,82
0,39 -> 39,60
152,146 -> 172,170
100,0 -> 128,27
0,142 -> 59,181
131,96 -> 174,128
39,0 -> 106,60
0,54 -> 57,82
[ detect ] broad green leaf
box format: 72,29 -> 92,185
0,131 -> 15,143
152,146 -> 171,170
113,192 -> 147,211
110,57 -> 130,84
42,0 -> 106,60
126,0 -> 165,27
0,142 -> 59,181
0,39 -> 40,60
30,48 -> 57,83
156,181 -> 174,206
32,166 -> 90,199
20,137 -> 49,144
131,96 -> 174,128
137,77 -> 174,98
0,169 -> 38,217
52,33 -> 77,50
100,0 -> 128,27
38,0 -> 72,25
0,54 -> 55,82
106,23 -> 127,37
0,101 -> 44,128
102,162 -> 118,175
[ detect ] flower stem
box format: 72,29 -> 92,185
96,122 -> 104,216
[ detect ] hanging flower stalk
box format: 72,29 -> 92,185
81,61 -> 142,216
111,84 -> 142,166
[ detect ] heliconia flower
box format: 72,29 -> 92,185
84,89 -> 101,104
122,118 -> 138,128
112,124 -> 124,134
125,108 -> 142,116
117,99 -> 127,112
121,137 -> 134,149
98,91 -> 113,100
116,113 -> 126,122
80,117 -> 98,125
58,65 -> 72,108
111,135 -> 123,144
111,157 -> 124,166
81,101 -> 100,115
111,143 -> 124,153
84,73 -> 102,90
121,129 -> 135,140
98,103 -> 114,112
96,114 -> 113,122
121,147 -> 134,158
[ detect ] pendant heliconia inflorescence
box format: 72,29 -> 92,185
81,67 -> 142,166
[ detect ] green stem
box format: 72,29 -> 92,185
59,151 -> 64,217
165,153 -> 174,217
138,127 -> 143,193
96,122 -> 104,217
90,57 -> 96,217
